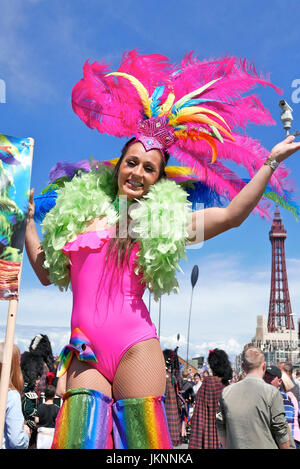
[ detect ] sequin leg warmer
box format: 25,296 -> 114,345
51,388 -> 113,449
112,396 -> 173,449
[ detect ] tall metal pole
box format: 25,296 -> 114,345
186,265 -> 199,365
158,296 -> 162,338
186,288 -> 194,366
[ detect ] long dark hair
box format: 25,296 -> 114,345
106,138 -> 170,266
208,349 -> 233,386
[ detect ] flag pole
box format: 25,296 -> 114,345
0,299 -> 19,445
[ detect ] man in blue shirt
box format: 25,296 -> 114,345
264,365 -> 295,447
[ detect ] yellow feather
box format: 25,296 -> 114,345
176,106 -> 231,129
158,92 -> 175,116
106,72 -> 152,118
165,166 -> 194,177
174,129 -> 218,163
107,158 -> 119,166
173,78 -> 221,110
105,159 -> 195,177
174,113 -> 234,141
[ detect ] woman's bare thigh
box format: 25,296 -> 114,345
66,356 -> 112,398
112,338 -> 166,400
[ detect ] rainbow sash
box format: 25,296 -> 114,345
57,328 -> 97,378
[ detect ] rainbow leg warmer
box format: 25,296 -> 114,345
51,388 -> 113,449
112,396 -> 173,449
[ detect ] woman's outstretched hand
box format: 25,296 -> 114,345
269,135 -> 300,163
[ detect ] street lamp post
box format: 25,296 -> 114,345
158,296 -> 162,339
186,265 -> 199,365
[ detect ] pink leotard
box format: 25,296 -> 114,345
61,229 -> 158,383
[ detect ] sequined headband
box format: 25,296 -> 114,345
132,116 -> 176,164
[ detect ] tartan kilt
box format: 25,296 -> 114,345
188,376 -> 224,449
164,376 -> 182,447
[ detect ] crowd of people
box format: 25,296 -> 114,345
1,335 -> 300,450
1,335 -> 61,449
163,347 -> 300,450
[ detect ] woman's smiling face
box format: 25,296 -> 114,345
117,141 -> 163,200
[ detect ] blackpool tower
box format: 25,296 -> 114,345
251,206 -> 298,365
267,206 -> 294,332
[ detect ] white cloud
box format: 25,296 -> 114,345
159,333 -> 242,364
0,252 -> 298,361
149,252 -> 300,359
0,286 -> 72,327
0,323 -> 242,364
0,324 -> 70,356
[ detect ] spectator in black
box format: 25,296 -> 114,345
21,376 -> 40,448
163,348 -> 182,447
180,369 -> 195,443
21,334 -> 56,398
20,334 -> 56,448
35,385 -> 60,449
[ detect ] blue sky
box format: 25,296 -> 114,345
0,0 -> 299,364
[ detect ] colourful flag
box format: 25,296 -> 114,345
0,134 -> 34,300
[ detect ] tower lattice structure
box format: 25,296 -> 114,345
267,206 -> 294,332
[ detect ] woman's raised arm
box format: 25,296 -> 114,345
187,135 -> 300,244
25,189 -> 51,285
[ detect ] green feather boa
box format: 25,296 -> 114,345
41,168 -> 190,300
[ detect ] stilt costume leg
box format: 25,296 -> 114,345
51,388 -> 113,449
112,396 -> 173,449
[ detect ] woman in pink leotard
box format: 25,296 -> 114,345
26,141 -> 174,449
62,228 -> 157,384
24,51 -> 300,449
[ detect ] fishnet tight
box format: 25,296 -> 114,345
65,338 -> 166,401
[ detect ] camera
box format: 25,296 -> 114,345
279,100 -> 293,131
279,99 -> 293,112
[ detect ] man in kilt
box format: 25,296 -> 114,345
163,349 -> 182,447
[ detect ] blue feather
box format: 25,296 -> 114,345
150,85 -> 165,117
151,85 -> 165,101
183,181 -> 226,210
242,178 -> 299,220
172,98 -> 233,114
171,69 -> 182,77
34,190 -> 58,223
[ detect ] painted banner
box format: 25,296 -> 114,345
0,134 -> 34,300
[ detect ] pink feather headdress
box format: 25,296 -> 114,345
71,49 -> 298,219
